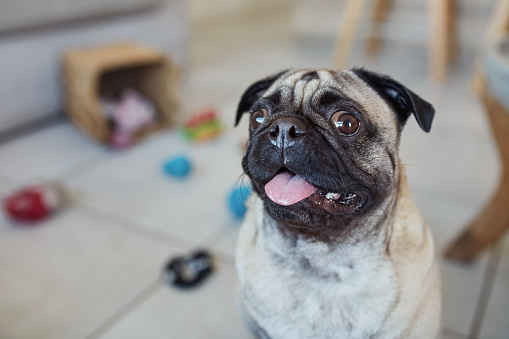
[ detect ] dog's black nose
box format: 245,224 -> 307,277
269,117 -> 308,149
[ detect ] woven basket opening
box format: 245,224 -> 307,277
99,63 -> 161,105
98,62 -> 172,138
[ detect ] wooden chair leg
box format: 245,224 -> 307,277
332,0 -> 368,68
445,88 -> 509,262
365,0 -> 393,55
445,175 -> 509,261
446,0 -> 457,63
429,0 -> 456,81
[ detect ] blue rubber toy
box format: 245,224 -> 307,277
228,186 -> 251,218
164,155 -> 192,178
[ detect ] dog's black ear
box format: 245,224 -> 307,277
235,70 -> 288,127
352,68 -> 435,132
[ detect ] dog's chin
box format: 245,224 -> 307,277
254,181 -> 367,230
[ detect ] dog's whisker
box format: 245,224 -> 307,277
401,163 -> 432,175
232,173 -> 247,193
330,175 -> 349,195
231,171 -> 255,204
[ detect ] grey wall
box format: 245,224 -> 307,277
0,0 -> 188,133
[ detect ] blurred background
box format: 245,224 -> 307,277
0,0 -> 508,338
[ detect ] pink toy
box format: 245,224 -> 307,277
104,89 -> 156,149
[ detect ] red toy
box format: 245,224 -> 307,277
3,183 -> 66,223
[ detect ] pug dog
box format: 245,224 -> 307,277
234,68 -> 441,339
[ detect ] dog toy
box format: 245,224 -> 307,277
163,155 -> 192,178
228,185 -> 251,218
102,89 -> 156,149
162,250 -> 213,288
3,183 -> 66,223
182,109 -> 223,142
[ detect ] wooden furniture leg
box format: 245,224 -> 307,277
445,86 -> 509,262
365,0 -> 393,55
332,0 -> 368,68
446,0 -> 457,63
429,0 -> 457,81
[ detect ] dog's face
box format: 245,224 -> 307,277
236,69 -> 434,239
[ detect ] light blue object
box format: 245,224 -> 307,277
229,186 -> 251,219
164,155 -> 192,177
484,34 -> 509,112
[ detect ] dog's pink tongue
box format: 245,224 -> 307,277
264,172 -> 316,206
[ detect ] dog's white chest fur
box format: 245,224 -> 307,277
236,194 -> 440,339
236,198 -> 400,339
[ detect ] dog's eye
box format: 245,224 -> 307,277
331,112 -> 359,135
250,109 -> 268,129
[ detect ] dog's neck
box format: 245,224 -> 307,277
246,194 -> 395,294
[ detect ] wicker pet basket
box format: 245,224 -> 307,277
61,43 -> 179,143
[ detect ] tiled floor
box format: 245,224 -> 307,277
1,1 -> 509,338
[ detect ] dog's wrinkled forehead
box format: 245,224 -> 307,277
236,67 -> 435,133
261,69 -> 399,135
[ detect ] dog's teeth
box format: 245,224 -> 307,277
325,192 -> 340,200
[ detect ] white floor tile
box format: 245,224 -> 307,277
0,175 -> 19,194
0,209 -> 178,339
410,185 -> 485,252
0,123 -> 104,182
209,223 -> 242,261
97,262 -> 254,339
478,236 -> 509,339
408,184 -> 492,336
68,130 -> 246,244
401,121 -> 500,207
440,257 -> 490,337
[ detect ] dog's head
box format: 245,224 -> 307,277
236,68 -> 434,239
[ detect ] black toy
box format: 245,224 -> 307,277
162,250 -> 213,288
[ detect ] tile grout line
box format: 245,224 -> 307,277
0,135 -> 110,190
199,222 -> 235,247
73,202 -> 196,250
72,197 -> 241,263
442,327 -> 472,339
59,151 -> 116,183
75,202 -> 237,267
198,223 -> 239,266
468,242 -> 506,339
84,280 -> 162,339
